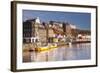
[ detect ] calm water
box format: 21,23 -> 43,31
23,43 -> 91,62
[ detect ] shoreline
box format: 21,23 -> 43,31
23,41 -> 91,52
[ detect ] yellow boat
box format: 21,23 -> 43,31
36,45 -> 57,51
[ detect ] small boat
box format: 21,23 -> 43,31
49,45 -> 57,49
36,44 -> 57,51
37,46 -> 49,51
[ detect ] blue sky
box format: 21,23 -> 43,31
23,10 -> 91,30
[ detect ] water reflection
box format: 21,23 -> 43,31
23,43 -> 91,62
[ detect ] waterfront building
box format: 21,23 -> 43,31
23,17 -> 47,43
23,17 -> 90,44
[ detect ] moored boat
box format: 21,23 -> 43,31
36,44 -> 57,51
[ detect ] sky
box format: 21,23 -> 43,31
23,10 -> 91,30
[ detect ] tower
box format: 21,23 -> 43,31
35,17 -> 40,24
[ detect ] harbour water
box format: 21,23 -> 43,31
23,43 -> 91,62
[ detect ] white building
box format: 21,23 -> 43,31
35,17 -> 40,24
69,24 -> 76,29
